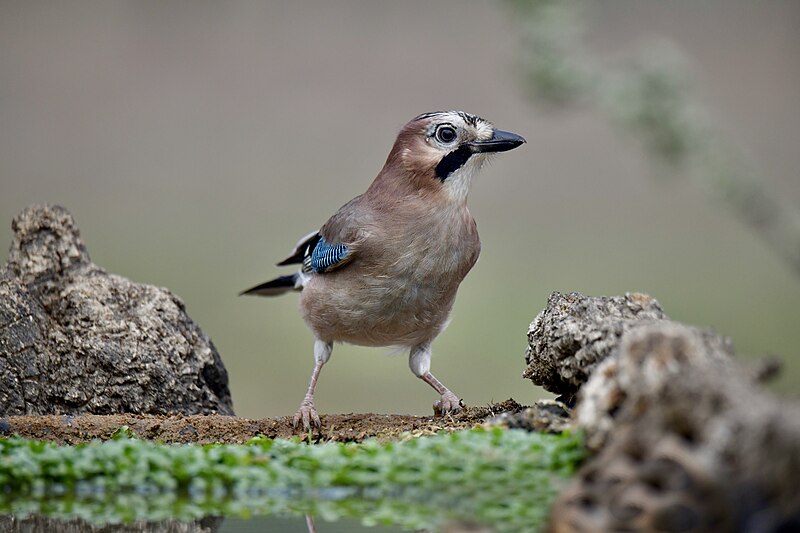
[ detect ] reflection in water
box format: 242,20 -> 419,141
0,515 -> 224,532
0,514 -> 412,532
0,429 -> 573,531
0,494 -> 501,532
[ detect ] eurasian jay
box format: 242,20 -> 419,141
242,111 -> 525,429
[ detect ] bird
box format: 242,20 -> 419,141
241,111 -> 525,430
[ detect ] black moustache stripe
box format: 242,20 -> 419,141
435,145 -> 473,181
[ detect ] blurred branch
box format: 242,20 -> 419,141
506,0 -> 800,277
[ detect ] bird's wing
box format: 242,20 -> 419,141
277,196 -> 366,274
276,230 -> 321,266
306,236 -> 353,273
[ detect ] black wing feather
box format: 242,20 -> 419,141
276,231 -> 321,266
239,274 -> 300,297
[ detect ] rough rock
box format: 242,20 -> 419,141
524,291 -> 668,402
575,321 -> 734,451
549,322 -> 800,533
488,399 -> 572,433
0,204 -> 233,416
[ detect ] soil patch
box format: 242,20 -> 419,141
1,399 -> 535,444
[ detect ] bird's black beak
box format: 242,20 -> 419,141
468,129 -> 526,153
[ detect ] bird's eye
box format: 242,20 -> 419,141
435,126 -> 457,144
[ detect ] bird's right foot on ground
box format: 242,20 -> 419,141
434,391 -> 464,416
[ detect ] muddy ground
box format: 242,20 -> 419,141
0,399 -> 568,445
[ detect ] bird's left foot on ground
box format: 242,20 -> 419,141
293,400 -> 321,431
433,391 -> 463,416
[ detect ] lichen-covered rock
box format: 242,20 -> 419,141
524,291 -> 668,402
549,322 -> 800,533
0,204 -> 233,416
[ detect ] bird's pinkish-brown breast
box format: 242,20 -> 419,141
300,193 -> 480,348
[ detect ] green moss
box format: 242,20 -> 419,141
0,428 -> 584,531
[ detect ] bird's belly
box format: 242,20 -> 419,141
300,273 -> 458,347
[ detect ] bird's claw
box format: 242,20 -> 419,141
433,391 -> 464,416
293,400 -> 321,431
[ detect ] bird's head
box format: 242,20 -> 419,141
379,111 -> 526,203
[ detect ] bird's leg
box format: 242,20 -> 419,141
409,343 -> 463,415
305,515 -> 317,533
294,362 -> 323,429
293,339 -> 333,430
421,372 -> 463,415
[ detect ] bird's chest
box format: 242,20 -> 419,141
384,208 -> 480,270
393,240 -> 477,293
380,212 -> 480,288
301,207 -> 480,346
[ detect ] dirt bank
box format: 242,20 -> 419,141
0,399 -> 553,444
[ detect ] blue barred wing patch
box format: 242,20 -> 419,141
309,237 -> 351,273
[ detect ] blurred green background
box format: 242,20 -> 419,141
1,1 -> 798,419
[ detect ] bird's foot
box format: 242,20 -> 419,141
293,400 -> 321,431
433,390 -> 463,416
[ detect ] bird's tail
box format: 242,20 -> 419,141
240,273 -> 304,297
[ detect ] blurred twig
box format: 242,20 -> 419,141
506,0 -> 800,277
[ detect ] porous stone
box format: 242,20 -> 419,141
575,321 -> 734,450
524,291 -> 668,402
0,204 -> 233,416
549,322 -> 800,533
